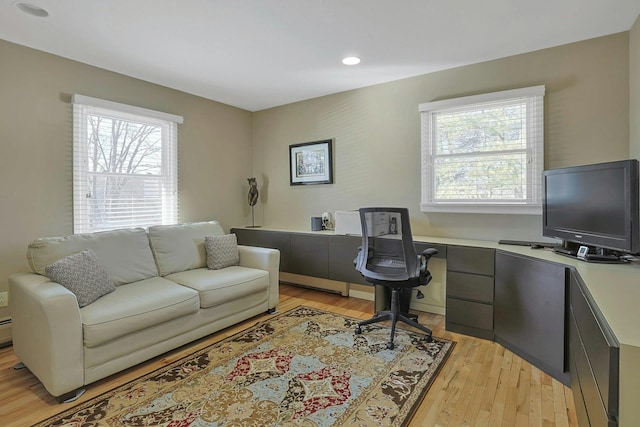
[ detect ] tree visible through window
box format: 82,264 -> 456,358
419,86 -> 545,214
73,95 -> 182,233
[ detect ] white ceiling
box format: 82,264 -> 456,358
1,0 -> 639,112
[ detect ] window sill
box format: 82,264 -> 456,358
420,203 -> 542,215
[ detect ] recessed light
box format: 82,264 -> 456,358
14,2 -> 49,18
342,57 -> 361,66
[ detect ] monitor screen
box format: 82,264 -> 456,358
542,159 -> 639,254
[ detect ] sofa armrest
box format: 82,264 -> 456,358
9,272 -> 84,397
237,245 -> 280,309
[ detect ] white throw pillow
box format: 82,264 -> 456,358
205,234 -> 240,270
45,249 -> 115,307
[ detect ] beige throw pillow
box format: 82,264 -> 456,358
45,249 -> 115,307
205,234 -> 240,270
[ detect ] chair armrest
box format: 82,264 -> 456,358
421,248 -> 439,259
419,248 -> 439,284
237,245 -> 280,309
354,246 -> 374,273
8,272 -> 84,397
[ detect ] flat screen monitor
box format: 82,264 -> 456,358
542,159 -> 639,255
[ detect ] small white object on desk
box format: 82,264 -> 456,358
334,210 -> 389,236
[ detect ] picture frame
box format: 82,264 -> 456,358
289,139 -> 333,185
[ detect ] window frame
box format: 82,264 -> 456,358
419,85 -> 545,215
72,94 -> 183,234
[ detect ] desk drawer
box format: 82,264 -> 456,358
569,309 -> 616,427
447,271 -> 493,303
570,273 -> 619,416
446,297 -> 493,331
569,343 -> 591,427
447,246 -> 495,276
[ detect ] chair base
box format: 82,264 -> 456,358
355,287 -> 433,349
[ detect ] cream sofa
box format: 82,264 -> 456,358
8,221 -> 279,401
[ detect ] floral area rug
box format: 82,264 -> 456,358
35,306 -> 455,427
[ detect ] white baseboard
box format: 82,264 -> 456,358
410,301 -> 446,315
348,287 -> 375,301
280,272 -> 349,296
0,318 -> 12,346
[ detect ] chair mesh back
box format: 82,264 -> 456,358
355,207 -> 418,282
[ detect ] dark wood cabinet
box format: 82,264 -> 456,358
256,231 -> 291,272
328,235 -> 367,285
445,245 -> 495,340
232,228 -> 292,272
232,228 -> 259,246
289,234 -> 329,278
231,229 -> 448,301
569,270 -> 619,426
231,228 -> 357,293
494,251 -> 569,385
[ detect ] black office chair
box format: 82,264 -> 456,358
354,207 -> 438,349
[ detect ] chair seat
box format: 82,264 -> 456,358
365,277 -> 421,288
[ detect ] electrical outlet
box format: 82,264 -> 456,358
0,292 -> 8,307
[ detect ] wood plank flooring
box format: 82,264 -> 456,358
0,284 -> 578,426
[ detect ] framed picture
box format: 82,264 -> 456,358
289,139 -> 333,185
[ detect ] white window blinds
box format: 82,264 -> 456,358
419,85 -> 545,214
72,95 -> 183,233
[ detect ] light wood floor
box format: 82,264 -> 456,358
0,284 -> 578,427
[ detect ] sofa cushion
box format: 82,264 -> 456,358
205,234 -> 240,270
148,221 -> 225,276
27,228 -> 158,286
80,277 -> 200,348
44,249 -> 115,307
166,266 -> 269,308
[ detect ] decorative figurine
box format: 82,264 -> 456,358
247,177 -> 259,206
247,178 -> 260,227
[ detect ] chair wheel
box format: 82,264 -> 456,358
354,327 -> 362,335
424,335 -> 433,343
386,342 -> 395,350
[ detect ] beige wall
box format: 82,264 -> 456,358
252,33 -> 630,241
0,40 -> 253,319
0,29 -> 636,322
631,15 -> 640,160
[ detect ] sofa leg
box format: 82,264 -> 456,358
57,388 -> 86,404
267,307 -> 277,314
13,362 -> 26,370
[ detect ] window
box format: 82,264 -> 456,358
72,95 -> 183,233
419,85 -> 545,214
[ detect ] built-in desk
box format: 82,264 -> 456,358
495,244 -> 640,427
231,226 -> 640,426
